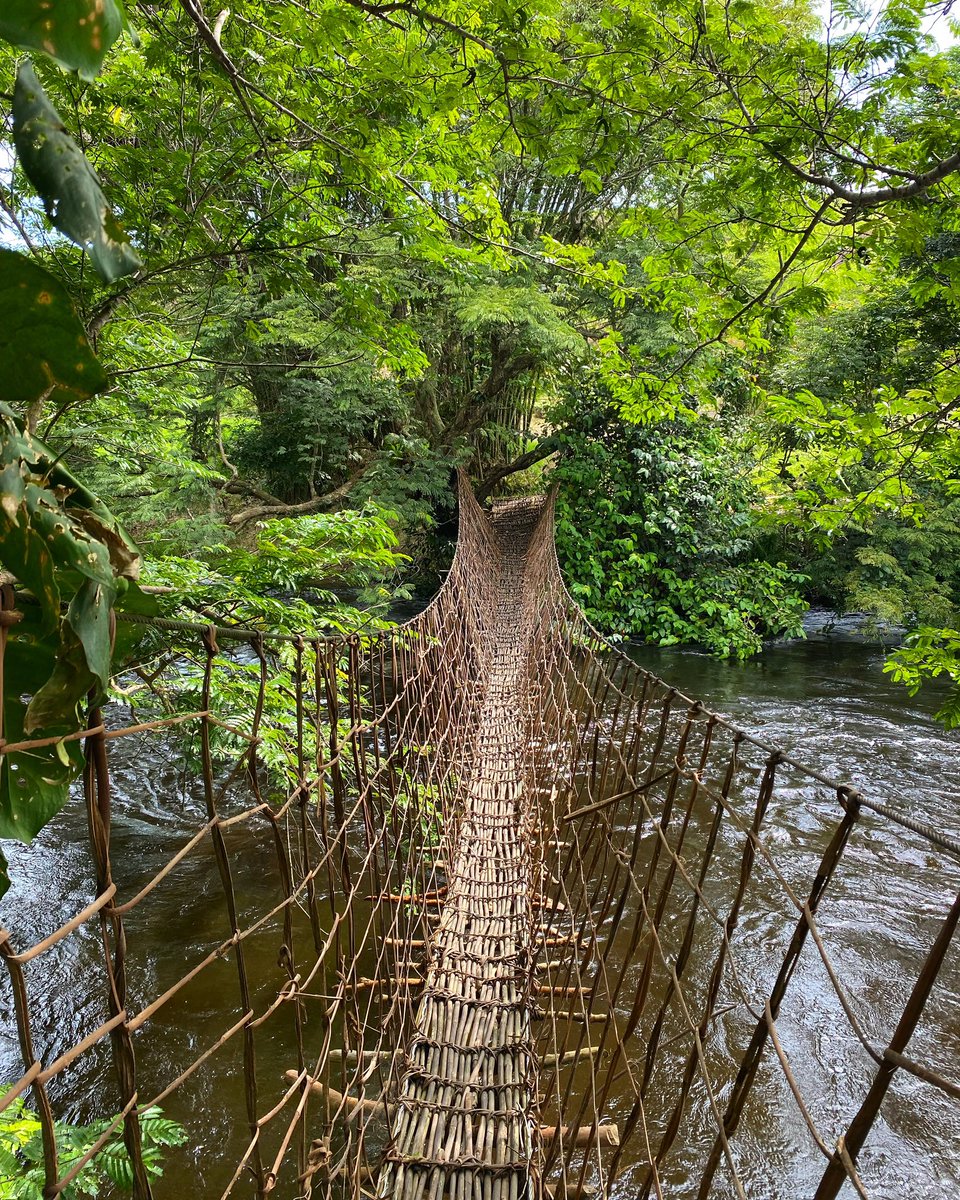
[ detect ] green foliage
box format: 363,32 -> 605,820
5,0 -> 960,723
14,64 -> 141,282
0,3 -> 145,895
122,507 -> 408,779
354,437 -> 460,532
0,406 -> 141,723
0,1 -> 127,79
144,506 -> 408,631
455,285 -> 584,361
552,383 -> 807,658
0,405 -> 151,890
0,1090 -> 185,1200
752,244 -> 960,645
792,504 -> 960,631
0,251 -> 107,409
394,752 -> 446,858
885,629 -> 960,727
228,360 -> 404,507
769,283 -> 960,408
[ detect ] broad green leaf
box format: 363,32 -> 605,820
26,578 -> 111,730
0,454 -> 61,632
0,1 -> 126,79
0,249 -> 107,409
0,695 -> 84,846
0,605 -> 84,858
14,63 -> 142,282
0,403 -> 142,730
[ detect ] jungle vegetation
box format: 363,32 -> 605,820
3,0 -> 960,886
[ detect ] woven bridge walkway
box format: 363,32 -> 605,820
0,477 -> 958,1200
377,498 -> 544,1200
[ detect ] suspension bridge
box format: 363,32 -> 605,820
0,476 -> 958,1199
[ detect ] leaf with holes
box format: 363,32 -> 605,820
14,64 -> 141,282
0,0 -> 127,79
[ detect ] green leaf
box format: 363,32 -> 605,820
0,1 -> 126,79
26,579 -> 111,730
0,694 -> 84,849
2,1088 -> 184,1185
0,606 -> 82,870
0,403 -> 141,726
14,63 -> 142,282
0,399 -> 142,891
0,249 -> 108,410
0,403 -> 123,624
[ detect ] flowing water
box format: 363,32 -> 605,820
1,633 -> 958,1197
617,636 -> 960,1200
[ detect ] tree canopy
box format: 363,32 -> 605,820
3,0 -> 960,888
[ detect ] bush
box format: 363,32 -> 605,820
552,385 -> 806,658
0,1091 -> 186,1199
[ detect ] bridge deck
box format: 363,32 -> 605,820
377,498 -> 545,1200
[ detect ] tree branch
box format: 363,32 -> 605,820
762,140 -> 960,211
340,0 -> 505,63
440,350 -> 540,445
475,434 -> 561,503
227,465 -> 370,527
220,478 -> 288,504
662,196 -> 834,383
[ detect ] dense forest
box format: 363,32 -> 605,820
3,0 -> 960,879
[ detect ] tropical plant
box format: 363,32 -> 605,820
0,1090 -> 186,1200
552,381 -> 808,658
0,5 -> 154,897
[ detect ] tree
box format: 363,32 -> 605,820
6,0 -> 960,727
551,376 -> 806,657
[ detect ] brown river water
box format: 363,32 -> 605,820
0,636 -> 958,1198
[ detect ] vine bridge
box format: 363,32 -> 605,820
1,477 -> 958,1199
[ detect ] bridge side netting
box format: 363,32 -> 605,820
519,486 -> 960,1200
0,475 -> 956,1200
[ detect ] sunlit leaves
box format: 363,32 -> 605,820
755,372 -> 960,539
132,507 -> 407,779
0,1089 -> 186,1197
885,627 -> 960,726
595,334 -> 694,425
